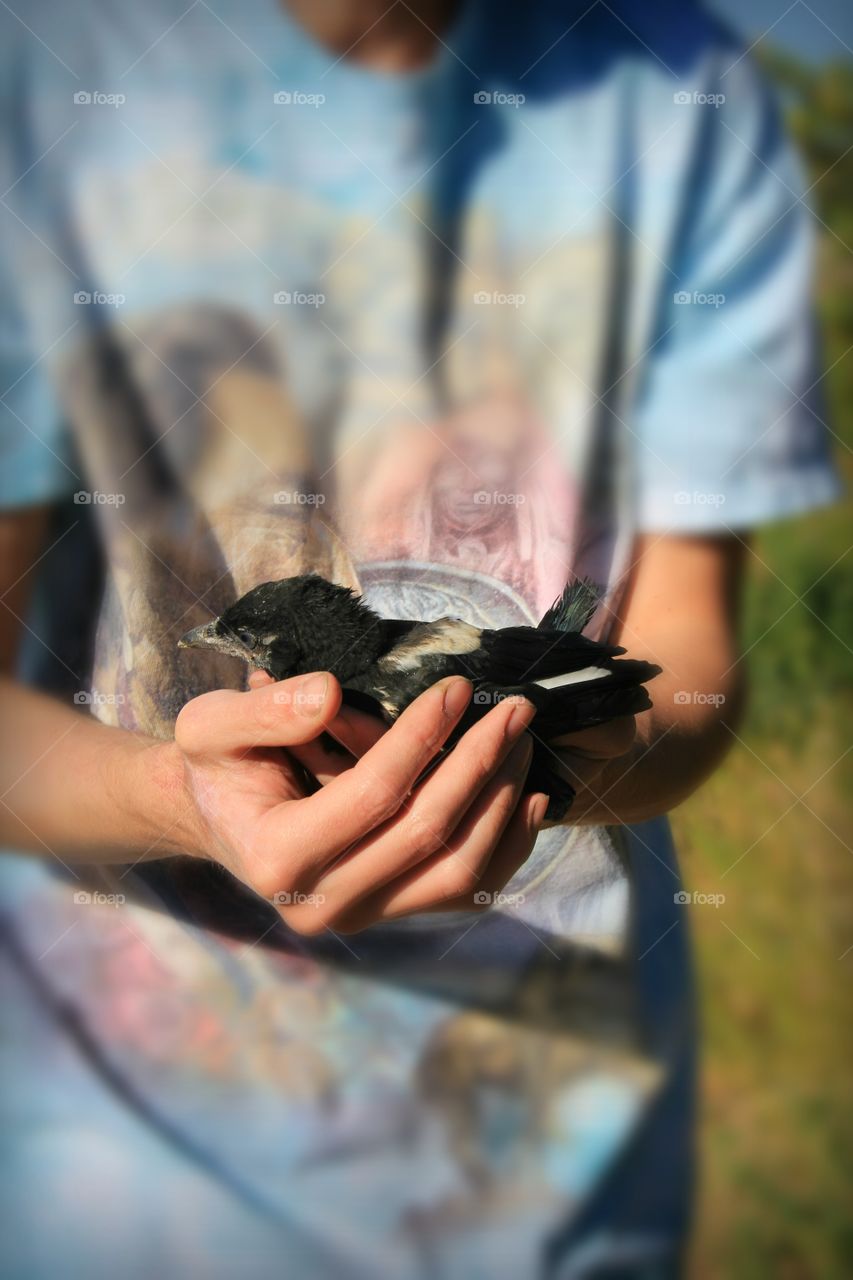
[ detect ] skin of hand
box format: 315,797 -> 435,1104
0,666 -> 548,933
167,672 -> 550,932
0,506 -> 745,933
551,533 -> 747,824
243,532 -> 748,833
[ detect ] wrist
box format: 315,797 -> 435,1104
101,733 -> 209,862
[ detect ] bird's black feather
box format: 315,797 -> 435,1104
538,576 -> 602,634
178,573 -> 661,822
476,625 -> 624,684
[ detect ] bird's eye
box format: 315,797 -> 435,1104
236,630 -> 256,648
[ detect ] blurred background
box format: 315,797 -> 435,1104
680,3 -> 852,1273
0,2 -> 849,1274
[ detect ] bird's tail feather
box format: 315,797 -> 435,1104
459,657 -> 660,740
538,577 -> 602,633
486,625 -> 624,682
528,677 -> 655,738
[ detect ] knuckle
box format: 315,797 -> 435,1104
404,810 -> 451,858
456,724 -> 509,781
399,713 -> 445,759
353,772 -> 402,828
436,861 -> 480,904
281,907 -> 329,938
469,745 -> 501,787
248,863 -> 290,903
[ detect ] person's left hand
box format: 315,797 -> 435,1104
545,717 -> 639,822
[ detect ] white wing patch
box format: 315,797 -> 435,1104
386,618 -> 482,670
534,666 -> 611,690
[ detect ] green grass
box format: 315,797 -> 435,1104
679,55 -> 853,1273
678,139 -> 853,1273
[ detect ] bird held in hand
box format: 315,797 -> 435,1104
178,574 -> 661,820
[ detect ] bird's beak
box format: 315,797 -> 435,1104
177,620 -> 249,661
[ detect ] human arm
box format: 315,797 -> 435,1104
0,511 -> 549,933
549,532 -> 747,826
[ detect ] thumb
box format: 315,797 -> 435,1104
175,672 -> 341,757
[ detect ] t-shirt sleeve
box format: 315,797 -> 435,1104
632,61 -> 842,533
0,46 -> 77,512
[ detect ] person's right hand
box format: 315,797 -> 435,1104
167,672 -> 548,934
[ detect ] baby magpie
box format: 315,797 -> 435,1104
178,574 -> 660,820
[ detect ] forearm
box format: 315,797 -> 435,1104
565,643 -> 745,825
557,533 -> 747,826
0,677 -> 195,863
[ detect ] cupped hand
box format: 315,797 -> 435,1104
169,671 -> 549,933
547,716 -> 639,822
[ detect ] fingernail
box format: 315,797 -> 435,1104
294,671 -> 329,715
531,793 -> 550,828
442,678 -> 472,719
505,696 -> 535,740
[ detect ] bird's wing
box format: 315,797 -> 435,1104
479,625 -> 625,684
377,618 -> 421,649
523,660 -> 659,736
381,617 -> 484,671
449,658 -> 659,744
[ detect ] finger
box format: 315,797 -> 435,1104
325,704 -> 389,759
313,702 -> 537,902
174,672 -> 342,757
248,670 -> 274,690
335,750 -> 542,929
271,678 -> 478,867
550,715 -> 636,759
542,739 -> 615,795
287,705 -> 389,786
430,790 -> 549,913
289,738 -> 356,786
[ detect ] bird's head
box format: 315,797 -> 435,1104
178,574 -> 385,682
